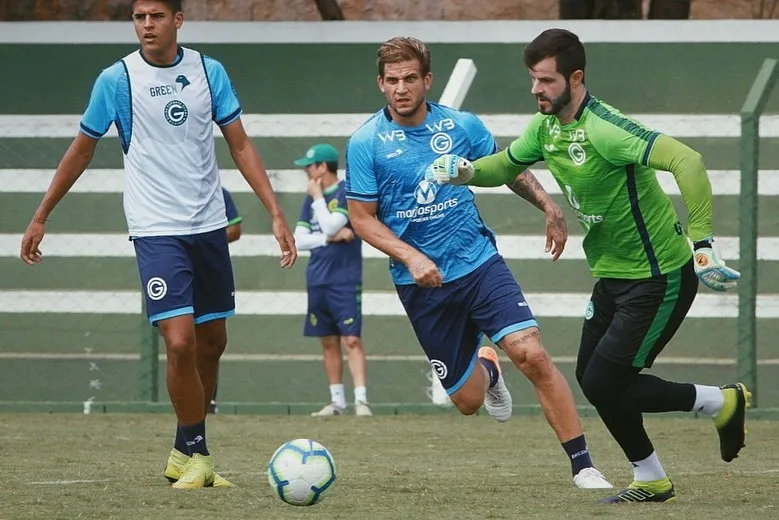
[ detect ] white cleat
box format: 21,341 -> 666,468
479,346 -> 513,423
310,403 -> 347,417
354,402 -> 373,417
573,467 -> 614,489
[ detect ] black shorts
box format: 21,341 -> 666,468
579,258 -> 697,369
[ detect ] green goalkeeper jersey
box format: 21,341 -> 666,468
494,94 -> 706,279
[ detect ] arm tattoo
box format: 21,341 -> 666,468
508,170 -> 551,213
506,329 -> 540,349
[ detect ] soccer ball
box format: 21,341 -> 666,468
267,438 -> 336,506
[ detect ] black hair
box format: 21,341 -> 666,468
523,29 -> 586,83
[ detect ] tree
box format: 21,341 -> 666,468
313,0 -> 345,20
560,0 -> 692,19
648,0 -> 691,19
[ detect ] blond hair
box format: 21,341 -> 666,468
376,37 -> 431,77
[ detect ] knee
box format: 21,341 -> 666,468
164,333 -> 197,366
342,336 -> 362,351
518,346 -> 555,383
449,392 -> 483,416
579,370 -> 612,408
320,336 -> 341,351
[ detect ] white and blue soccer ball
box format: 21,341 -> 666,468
267,438 -> 336,506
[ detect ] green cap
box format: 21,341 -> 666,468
293,143 -> 339,167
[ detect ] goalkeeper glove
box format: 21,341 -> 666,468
693,238 -> 740,292
425,154 -> 474,185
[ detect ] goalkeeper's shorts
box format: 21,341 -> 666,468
579,258 -> 697,369
396,254 -> 537,395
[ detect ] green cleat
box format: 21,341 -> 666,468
597,478 -> 676,504
713,383 -> 751,463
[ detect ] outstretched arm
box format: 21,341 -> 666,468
21,132 -> 98,265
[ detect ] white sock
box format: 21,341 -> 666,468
692,384 -> 725,416
329,384 -> 346,409
354,386 -> 367,404
630,451 -> 667,482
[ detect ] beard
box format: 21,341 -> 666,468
390,95 -> 426,118
537,81 -> 572,115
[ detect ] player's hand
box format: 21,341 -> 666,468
693,238 -> 740,291
20,218 -> 46,266
327,228 -> 355,243
272,215 -> 298,268
424,154 -> 474,185
306,178 -> 323,199
544,204 -> 568,261
407,253 -> 443,288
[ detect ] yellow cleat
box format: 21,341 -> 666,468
164,449 -> 234,488
171,453 -> 214,489
713,383 -> 751,463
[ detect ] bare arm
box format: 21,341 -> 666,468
21,133 -> 98,265
347,199 -> 442,287
221,118 -> 296,268
226,222 -> 242,243
506,169 -> 568,261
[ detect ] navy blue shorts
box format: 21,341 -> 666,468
396,254 -> 537,395
304,284 -> 362,338
133,228 -> 236,326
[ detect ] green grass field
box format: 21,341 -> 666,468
3,414 -> 778,520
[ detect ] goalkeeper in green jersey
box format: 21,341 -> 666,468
426,28 -> 749,504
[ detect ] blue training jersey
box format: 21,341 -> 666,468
345,102 -> 499,285
298,180 -> 363,287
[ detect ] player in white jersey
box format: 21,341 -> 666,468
19,0 -> 297,489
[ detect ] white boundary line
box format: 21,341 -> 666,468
2,352 -> 778,366
2,114 -> 779,138
0,290 -> 777,318
2,233 -> 778,261
1,21 -> 779,44
2,168 -> 778,196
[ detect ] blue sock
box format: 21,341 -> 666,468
561,435 -> 593,476
179,420 -> 209,456
174,426 -> 189,455
479,357 -> 499,388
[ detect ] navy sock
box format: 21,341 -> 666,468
479,357 -> 499,388
179,420 -> 209,456
561,434 -> 593,476
174,426 -> 189,455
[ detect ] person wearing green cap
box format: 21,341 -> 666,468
293,144 -> 371,417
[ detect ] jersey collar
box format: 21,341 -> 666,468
139,46 -> 184,68
382,102 -> 433,123
572,90 -> 592,121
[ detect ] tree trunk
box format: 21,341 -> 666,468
559,0 -> 595,19
313,0 -> 345,20
648,0 -> 691,19
593,0 -> 642,19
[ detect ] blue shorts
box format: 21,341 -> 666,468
304,284 -> 362,338
396,254 -> 537,395
132,228 -> 236,326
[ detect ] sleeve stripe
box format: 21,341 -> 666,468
79,122 -> 104,139
641,132 -> 661,166
505,146 -> 539,167
346,191 -> 378,202
296,221 -> 312,229
227,217 -> 242,225
216,107 -> 242,127
332,207 -> 350,216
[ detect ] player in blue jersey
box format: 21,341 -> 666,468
19,0 -> 297,489
208,187 -> 243,414
345,36 -> 612,488
292,144 -> 371,417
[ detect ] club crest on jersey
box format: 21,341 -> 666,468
328,199 -> 339,212
429,132 -> 453,154
164,100 -> 189,126
568,142 -> 586,165
175,74 -> 190,90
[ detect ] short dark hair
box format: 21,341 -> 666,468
377,37 -> 431,77
131,0 -> 183,12
324,161 -> 338,174
523,29 -> 586,83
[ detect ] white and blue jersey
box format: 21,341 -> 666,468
345,102 -> 499,285
80,46 -> 241,237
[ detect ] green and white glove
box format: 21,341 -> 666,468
693,238 -> 740,292
425,154 -> 474,185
